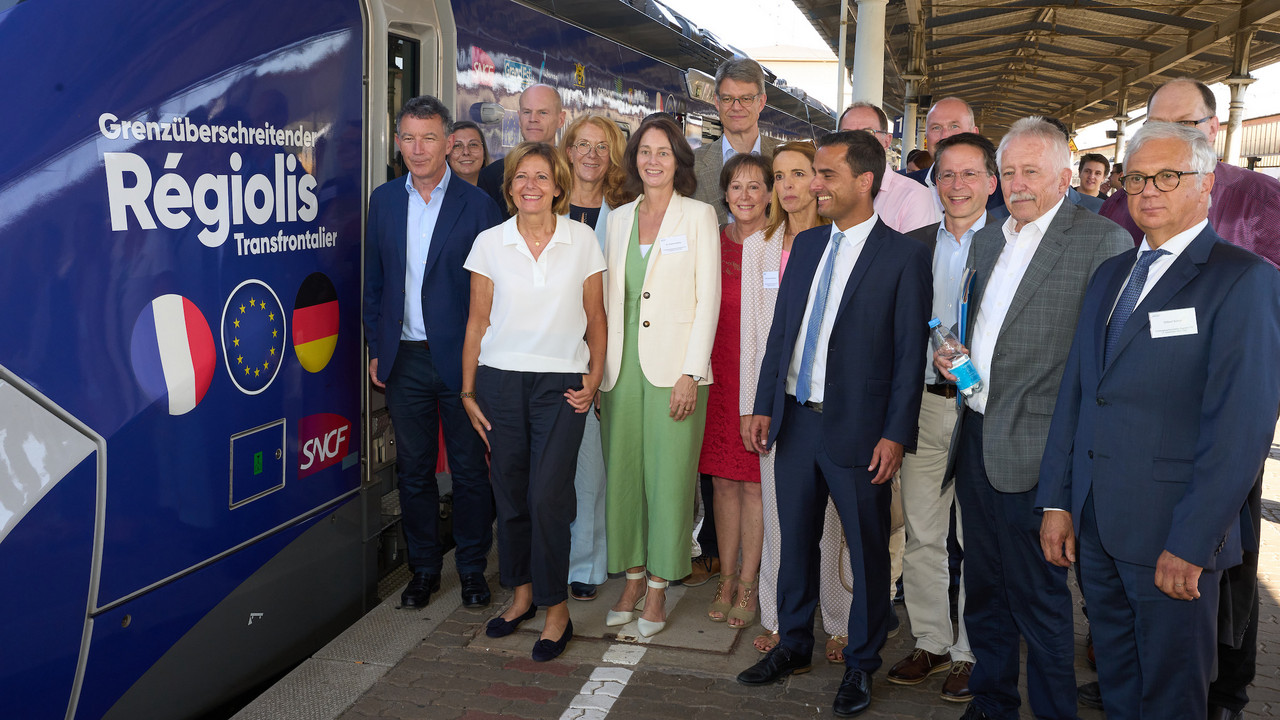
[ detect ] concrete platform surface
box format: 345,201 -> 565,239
240,426 -> 1280,720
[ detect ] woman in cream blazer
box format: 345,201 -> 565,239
600,115 -> 720,638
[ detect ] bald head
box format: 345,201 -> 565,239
518,84 -> 566,143
925,97 -> 978,149
1148,78 -> 1219,144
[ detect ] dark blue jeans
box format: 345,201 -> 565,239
385,341 -> 492,575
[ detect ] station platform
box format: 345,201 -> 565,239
236,431 -> 1280,720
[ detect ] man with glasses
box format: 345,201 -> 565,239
478,83 -> 567,218
694,58 -> 780,225
839,102 -> 940,233
886,133 -> 997,705
1038,121 -> 1280,720
1092,75 -> 1280,720
907,98 -> 1007,220
935,117 -> 1129,720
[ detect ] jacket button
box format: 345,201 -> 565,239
1096,397 -> 1106,406
1088,450 -> 1094,459
642,320 -> 650,327
643,291 -> 651,299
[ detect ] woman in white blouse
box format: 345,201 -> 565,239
460,142 -> 606,662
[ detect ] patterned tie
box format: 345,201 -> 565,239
796,231 -> 844,404
1104,248 -> 1168,368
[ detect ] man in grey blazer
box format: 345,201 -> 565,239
693,58 -> 780,226
935,118 -> 1129,720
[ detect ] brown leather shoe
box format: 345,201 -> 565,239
886,648 -> 952,685
940,660 -> 974,702
677,556 -> 721,587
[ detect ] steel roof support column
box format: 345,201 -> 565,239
1224,29 -> 1258,167
850,0 -> 887,107
900,26 -> 926,169
1113,90 -> 1130,164
837,0 -> 851,113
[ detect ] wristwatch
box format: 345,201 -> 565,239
685,374 -> 703,382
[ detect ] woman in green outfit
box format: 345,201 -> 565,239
599,115 -> 721,638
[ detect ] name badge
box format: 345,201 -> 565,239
1149,308 -> 1197,338
659,235 -> 688,254
762,271 -> 780,289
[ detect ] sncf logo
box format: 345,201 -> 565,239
298,413 -> 351,478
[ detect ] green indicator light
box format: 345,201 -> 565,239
253,451 -> 263,475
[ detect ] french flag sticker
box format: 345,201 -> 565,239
130,294 -> 216,415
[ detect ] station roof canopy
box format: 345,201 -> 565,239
792,0 -> 1280,135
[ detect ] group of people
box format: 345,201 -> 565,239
362,56 -> 1280,720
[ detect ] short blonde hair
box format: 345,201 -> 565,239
561,114 -> 633,208
502,141 -> 573,216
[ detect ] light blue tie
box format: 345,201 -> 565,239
796,231 -> 844,404
1104,248 -> 1168,368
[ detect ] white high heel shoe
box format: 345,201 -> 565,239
605,571 -> 647,626
637,578 -> 669,637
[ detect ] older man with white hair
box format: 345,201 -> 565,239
936,117 -> 1129,720
1038,122 -> 1280,719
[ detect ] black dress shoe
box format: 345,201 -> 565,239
958,705 -> 994,720
570,582 -> 597,601
737,645 -> 812,685
400,570 -> 441,609
460,571 -> 491,608
531,619 -> 573,662
833,668 -> 872,717
1077,681 -> 1103,710
486,604 -> 537,638
1208,705 -> 1244,720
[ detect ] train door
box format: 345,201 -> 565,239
360,0 -> 459,598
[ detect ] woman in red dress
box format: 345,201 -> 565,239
698,152 -> 772,629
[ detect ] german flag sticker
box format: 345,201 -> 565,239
292,272 -> 339,373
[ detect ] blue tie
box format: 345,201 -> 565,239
1104,248 -> 1168,368
796,231 -> 844,404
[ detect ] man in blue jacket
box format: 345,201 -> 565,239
1037,122 -> 1280,718
737,130 -> 931,718
363,95 -> 503,610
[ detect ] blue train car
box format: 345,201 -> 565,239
0,0 -> 831,717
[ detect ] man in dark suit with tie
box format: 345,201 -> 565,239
737,130 -> 932,718
363,95 -> 503,610
1037,122 -> 1280,719
936,117 -> 1130,720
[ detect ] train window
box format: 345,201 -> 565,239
388,35 -> 421,179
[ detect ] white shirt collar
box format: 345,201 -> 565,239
1138,218 -> 1208,259
404,164 -> 452,198
832,212 -> 879,244
721,133 -> 763,164
941,211 -> 987,244
1001,196 -> 1066,239
502,214 -> 571,248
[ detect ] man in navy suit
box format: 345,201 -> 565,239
363,95 -> 503,610
1037,122 -> 1280,719
737,130 -> 932,718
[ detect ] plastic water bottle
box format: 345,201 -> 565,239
929,318 -> 982,397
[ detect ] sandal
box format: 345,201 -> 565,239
754,630 -> 780,654
707,573 -> 737,622
825,635 -> 848,664
727,577 -> 757,629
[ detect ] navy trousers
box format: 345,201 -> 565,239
1079,494 -> 1221,720
953,410 -> 1077,720
477,366 -> 585,607
773,400 -> 892,672
385,342 -> 492,575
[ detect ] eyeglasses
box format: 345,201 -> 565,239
937,169 -> 987,186
847,127 -> 891,138
573,141 -> 609,156
451,140 -> 483,153
717,93 -> 761,109
1172,116 -> 1214,128
1119,170 -> 1201,195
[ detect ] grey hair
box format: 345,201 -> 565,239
1124,121 -> 1217,176
714,57 -> 766,96
839,101 -> 889,132
996,116 -> 1070,171
927,97 -> 976,129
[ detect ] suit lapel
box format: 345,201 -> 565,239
1090,250 -> 1134,374
1101,228 -> 1215,376
424,178 -> 464,278
784,226 -> 830,355
834,220 -> 888,321
966,226 -> 1003,341
642,194 -> 686,280
999,211 -> 1072,337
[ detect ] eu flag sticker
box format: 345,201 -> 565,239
221,279 -> 286,395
